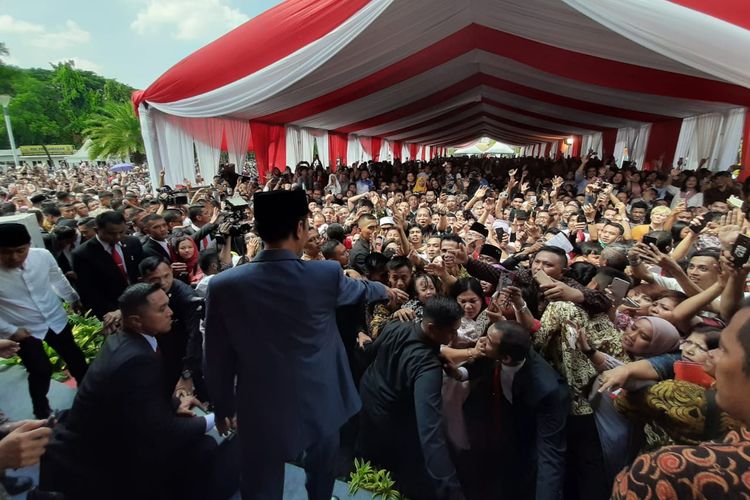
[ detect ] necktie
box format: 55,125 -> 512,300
111,245 -> 128,283
201,236 -> 209,250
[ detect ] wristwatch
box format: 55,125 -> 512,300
180,369 -> 193,380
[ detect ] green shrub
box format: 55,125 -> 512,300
348,458 -> 405,499
0,306 -> 104,381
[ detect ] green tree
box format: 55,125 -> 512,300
83,101 -> 144,162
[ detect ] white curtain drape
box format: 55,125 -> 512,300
614,125 -> 651,167
581,132 -> 603,158
401,143 -> 411,161
717,108 -> 745,170
347,134 -> 364,165
380,139 -> 391,161
138,104 -> 162,193
301,127 -> 329,167
186,117 -> 223,181
691,113 -> 724,170
550,141 -> 559,159
154,113 -> 196,187
225,119 -> 250,170
285,126 -> 303,170
632,123 -> 651,169
674,116 -> 696,165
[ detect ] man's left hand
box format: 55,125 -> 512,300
540,280 -> 584,303
176,395 -> 206,417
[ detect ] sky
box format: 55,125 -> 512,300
0,0 -> 284,89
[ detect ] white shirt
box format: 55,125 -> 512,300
500,360 -> 526,403
96,235 -> 126,265
0,248 -> 79,339
150,237 -> 170,257
139,332 -> 215,432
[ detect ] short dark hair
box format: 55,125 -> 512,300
326,223 -> 345,243
536,245 -> 568,267
320,239 -> 342,260
578,240 -> 602,257
493,321 -> 531,362
600,245 -> 629,271
691,325 -> 722,350
56,191 -> 70,201
631,201 -> 649,211
441,233 -> 464,246
119,283 -> 162,318
422,296 -> 463,328
603,221 -> 624,235
386,256 -> 411,272
77,216 -> 95,228
692,248 -> 721,263
42,206 -> 61,217
95,210 -> 126,228
645,230 -> 673,252
566,262 -> 598,286
163,209 -> 182,224
188,205 -> 206,221
363,252 -> 388,275
138,256 -> 169,278
198,251 -> 220,273
142,214 -> 165,226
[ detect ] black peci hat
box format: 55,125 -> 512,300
253,189 -> 309,226
0,223 -> 31,248
469,222 -> 489,239
479,244 -> 502,263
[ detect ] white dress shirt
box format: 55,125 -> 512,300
500,359 -> 526,403
96,235 -> 125,264
139,332 -> 215,432
0,248 -> 79,339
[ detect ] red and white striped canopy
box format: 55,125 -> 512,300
133,0 -> 750,183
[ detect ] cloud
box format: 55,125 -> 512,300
53,57 -> 103,73
0,16 -> 90,49
130,0 -> 248,40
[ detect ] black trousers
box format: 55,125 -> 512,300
239,430 -> 340,500
17,323 -> 88,418
564,414 -> 609,500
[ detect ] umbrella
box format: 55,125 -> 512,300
110,163 -> 134,172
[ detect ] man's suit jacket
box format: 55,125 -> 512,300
142,237 -> 172,262
41,330 -> 207,499
466,350 -> 569,500
71,236 -> 143,319
175,222 -> 217,250
205,248 -> 388,461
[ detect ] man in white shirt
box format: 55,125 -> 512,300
0,223 -> 88,418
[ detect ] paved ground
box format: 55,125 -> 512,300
0,365 -> 369,499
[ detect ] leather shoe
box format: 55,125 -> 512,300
1,475 -> 33,495
27,487 -> 67,500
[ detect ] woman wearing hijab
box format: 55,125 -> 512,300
324,173 -> 342,196
575,316 -> 681,486
170,235 -> 204,286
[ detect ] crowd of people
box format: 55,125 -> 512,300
0,152 -> 750,500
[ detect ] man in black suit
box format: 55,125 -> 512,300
72,211 -> 144,325
39,283 -> 218,500
177,204 -> 218,251
140,257 -> 205,400
461,321 -> 569,500
358,297 -> 465,500
142,214 -> 173,262
348,214 -> 378,275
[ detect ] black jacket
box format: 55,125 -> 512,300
72,236 -> 144,319
464,350 -> 569,500
348,238 -> 371,276
40,330 -> 208,499
142,237 -> 172,262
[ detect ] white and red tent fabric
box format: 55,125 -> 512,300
132,0 -> 750,186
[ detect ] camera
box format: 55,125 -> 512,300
157,186 -> 189,206
224,196 -> 253,237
